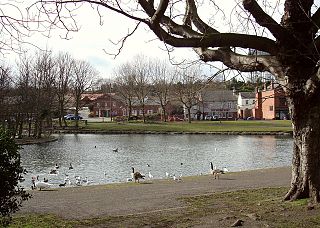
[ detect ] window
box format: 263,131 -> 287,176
245,100 -> 249,105
269,106 -> 274,111
147,110 -> 153,114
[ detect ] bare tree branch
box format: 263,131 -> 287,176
242,0 -> 293,44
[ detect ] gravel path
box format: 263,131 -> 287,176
19,167 -> 291,219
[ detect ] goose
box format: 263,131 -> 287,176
69,163 -> 73,170
43,177 -> 48,183
131,167 -> 145,183
210,162 -> 228,179
147,164 -> 150,167
113,148 -> 118,152
55,163 -> 59,169
59,182 -> 67,187
165,172 -> 170,178
148,171 -> 153,179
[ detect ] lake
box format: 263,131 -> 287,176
20,134 -> 293,189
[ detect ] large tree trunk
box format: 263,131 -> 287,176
285,87 -> 320,203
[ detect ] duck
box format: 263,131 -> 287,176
165,172 -> 170,178
49,169 -> 58,175
172,174 -> 182,181
82,177 -> 89,185
131,167 -> 145,183
69,163 -> 73,170
75,175 -> 82,186
113,148 -> 118,152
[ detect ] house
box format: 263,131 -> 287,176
253,83 -> 289,120
81,94 -> 163,119
191,90 -> 238,120
237,92 -> 256,119
81,93 -> 126,117
130,97 -> 162,117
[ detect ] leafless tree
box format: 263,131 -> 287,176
150,59 -> 176,122
132,55 -> 152,123
174,67 -> 203,123
114,63 -> 137,120
71,59 -> 97,127
55,52 -> 74,127
37,0 -> 320,202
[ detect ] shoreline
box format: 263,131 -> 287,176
19,166 -> 291,219
14,130 -> 292,145
15,136 -> 58,145
52,129 -> 293,135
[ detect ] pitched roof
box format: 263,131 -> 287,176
239,92 -> 255,99
201,90 -> 237,102
81,93 -> 104,101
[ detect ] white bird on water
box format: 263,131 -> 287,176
148,171 -> 153,179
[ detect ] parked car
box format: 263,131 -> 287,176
247,116 -> 255,120
64,114 -> 83,120
205,115 -> 219,121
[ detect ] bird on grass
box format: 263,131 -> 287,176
131,167 -> 145,183
59,182 -> 67,187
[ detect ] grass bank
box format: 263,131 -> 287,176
11,187 -> 320,227
61,120 -> 292,134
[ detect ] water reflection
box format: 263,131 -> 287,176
20,134 -> 293,189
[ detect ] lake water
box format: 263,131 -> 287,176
20,134 -> 293,189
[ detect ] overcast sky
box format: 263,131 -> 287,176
4,0 -> 294,79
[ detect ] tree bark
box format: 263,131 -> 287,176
285,86 -> 320,203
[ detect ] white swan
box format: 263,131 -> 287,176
33,176 -> 53,190
148,171 -> 153,179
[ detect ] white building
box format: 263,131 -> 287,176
237,92 -> 256,119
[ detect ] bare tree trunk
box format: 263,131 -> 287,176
285,94 -> 320,203
187,108 -> 191,123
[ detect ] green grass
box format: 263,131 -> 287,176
11,187 -> 320,228
77,120 -> 293,133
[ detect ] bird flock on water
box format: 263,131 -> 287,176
30,146 -> 228,190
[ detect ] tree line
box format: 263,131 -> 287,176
0,51 -> 97,138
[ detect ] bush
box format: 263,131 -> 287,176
0,128 -> 31,226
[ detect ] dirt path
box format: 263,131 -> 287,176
19,167 -> 291,219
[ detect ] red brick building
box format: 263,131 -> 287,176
253,83 -> 289,120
